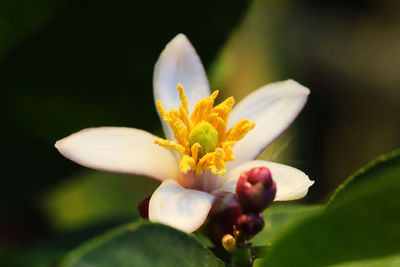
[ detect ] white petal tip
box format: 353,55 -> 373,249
275,174 -> 314,201
54,136 -> 71,156
285,79 -> 310,95
172,33 -> 189,42
54,140 -> 61,150
55,138 -> 68,152
164,33 -> 191,51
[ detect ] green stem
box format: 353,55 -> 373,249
232,247 -> 252,267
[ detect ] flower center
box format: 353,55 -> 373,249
189,121 -> 218,157
155,84 -> 255,176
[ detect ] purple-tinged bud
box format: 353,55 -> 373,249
137,196 -> 151,219
236,213 -> 264,239
206,205 -> 242,245
236,167 -> 276,213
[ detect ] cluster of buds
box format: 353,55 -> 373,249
205,201 -> 242,244
206,167 -> 276,247
219,167 -> 276,265
235,166 -> 276,239
138,167 -> 276,251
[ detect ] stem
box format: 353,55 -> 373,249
232,247 -> 252,267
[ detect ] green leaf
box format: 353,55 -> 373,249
0,249 -> 65,267
251,204 -> 322,246
60,221 -> 224,267
258,149 -> 400,267
328,149 -> 400,208
329,254 -> 400,267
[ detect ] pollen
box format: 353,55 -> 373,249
155,84 -> 255,176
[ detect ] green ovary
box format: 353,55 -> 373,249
189,121 -> 219,157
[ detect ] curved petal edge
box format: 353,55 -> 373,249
149,180 -> 215,233
228,79 -> 310,167
55,127 -> 179,181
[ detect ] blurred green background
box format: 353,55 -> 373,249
1,0 -> 399,265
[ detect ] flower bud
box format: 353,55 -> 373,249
137,196 -> 151,219
205,205 -> 242,245
189,121 -> 218,157
236,167 -> 276,213
236,213 -> 264,239
222,234 -> 251,266
222,234 -> 236,253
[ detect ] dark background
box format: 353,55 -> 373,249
1,0 -> 399,265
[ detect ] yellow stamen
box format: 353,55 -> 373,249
154,139 -> 185,153
190,90 -> 219,125
213,96 -> 235,121
157,105 -> 189,152
206,113 -> 227,143
179,105 -> 191,131
196,152 -> 215,172
177,84 -> 192,130
211,148 -> 226,176
155,85 -> 255,176
191,143 -> 201,164
225,119 -> 256,143
180,155 -> 195,174
177,83 -> 189,115
156,100 -> 167,117
221,142 -> 235,162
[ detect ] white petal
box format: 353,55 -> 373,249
153,33 -> 210,139
227,79 -> 309,167
221,160 -> 314,201
149,180 -> 215,233
55,127 -> 179,181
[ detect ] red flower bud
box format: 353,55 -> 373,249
137,196 -> 151,219
236,213 -> 264,239
236,167 -> 276,213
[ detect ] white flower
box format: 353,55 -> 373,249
55,34 -> 314,233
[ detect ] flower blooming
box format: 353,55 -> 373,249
55,34 -> 314,233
